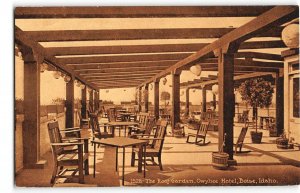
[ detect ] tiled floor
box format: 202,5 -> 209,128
15,123 -> 300,187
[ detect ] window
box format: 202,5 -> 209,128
293,77 -> 300,118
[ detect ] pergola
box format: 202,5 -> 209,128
15,6 -> 298,168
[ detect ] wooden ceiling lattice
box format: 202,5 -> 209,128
15,6 -> 298,89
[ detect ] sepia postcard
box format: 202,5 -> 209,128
14,6 -> 300,187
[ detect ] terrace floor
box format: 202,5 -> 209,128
15,122 -> 300,187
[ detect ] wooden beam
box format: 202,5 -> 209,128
75,66 -> 167,73
47,40 -> 286,56
88,78 -> 153,83
182,72 -> 275,88
198,59 -> 283,68
91,79 -> 145,84
234,52 -> 283,61
203,66 -> 280,72
57,53 -> 190,64
15,6 -> 273,18
68,60 -> 176,70
98,86 -> 138,89
15,26 -> 98,90
80,71 -> 162,78
139,6 -> 298,86
86,74 -> 157,80
25,27 -> 281,42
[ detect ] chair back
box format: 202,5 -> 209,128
89,113 -> 101,135
144,116 -> 156,135
236,126 -> 248,146
242,110 -> 249,119
152,120 -> 168,152
47,121 -> 64,157
107,108 -> 117,122
197,121 -> 210,137
138,112 -> 149,124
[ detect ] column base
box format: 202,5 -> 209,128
24,160 -> 47,169
228,159 -> 237,166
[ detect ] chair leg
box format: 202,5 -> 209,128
158,156 -> 163,171
84,159 -> 89,175
50,165 -> 58,184
186,135 -> 190,143
79,160 -> 84,183
131,151 -> 135,166
151,157 -> 154,162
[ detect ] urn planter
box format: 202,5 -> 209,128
250,131 -> 263,144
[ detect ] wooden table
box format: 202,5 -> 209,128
259,116 -> 274,129
119,112 -> 135,121
92,137 -> 147,186
107,121 -> 138,136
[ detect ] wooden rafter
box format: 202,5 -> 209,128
234,52 -> 283,61
69,61 -> 175,70
46,40 -> 286,56
15,6 -> 274,18
15,26 -> 98,90
57,53 -> 190,64
24,27 -> 282,42
75,66 -> 167,73
138,6 -> 298,87
86,74 -> 155,80
181,72 -> 275,88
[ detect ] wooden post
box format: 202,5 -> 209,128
66,76 -> 75,129
154,80 -> 160,120
89,89 -> 94,112
81,86 -> 87,119
171,70 -> 181,133
202,87 -> 207,113
144,84 -> 149,112
275,73 -> 284,136
212,93 -> 217,111
216,46 -> 236,165
94,90 -> 98,112
138,87 -> 142,112
185,88 -> 190,116
21,44 -> 46,168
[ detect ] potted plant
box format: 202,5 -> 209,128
238,78 -> 274,144
276,133 -> 289,149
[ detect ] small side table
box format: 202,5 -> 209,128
92,137 -> 148,186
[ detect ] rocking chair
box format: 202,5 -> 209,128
186,121 -> 211,146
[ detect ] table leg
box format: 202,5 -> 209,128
122,147 -> 125,186
138,145 -> 142,173
260,117 -> 263,129
143,144 -> 146,178
93,142 -> 96,178
116,147 -> 118,172
119,126 -> 121,136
